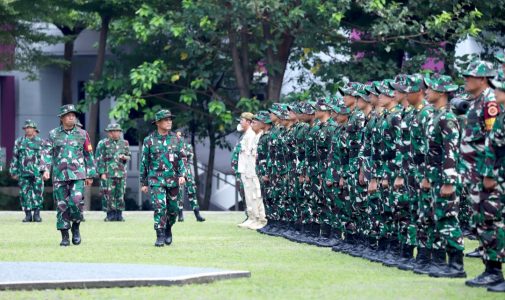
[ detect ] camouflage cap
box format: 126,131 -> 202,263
376,79 -> 395,97
22,119 -> 38,129
105,123 -> 122,131
402,74 -> 424,93
315,95 -> 335,111
298,102 -> 316,115
152,109 -> 175,123
495,52 -> 505,64
332,104 -> 351,115
277,103 -> 291,120
339,82 -> 362,97
462,59 -> 496,78
490,75 -> 505,91
365,81 -> 380,96
424,74 -> 458,93
253,110 -> 272,124
287,102 -> 303,114
389,74 -> 408,92
356,85 -> 370,102
268,103 -> 283,117
58,104 -> 79,117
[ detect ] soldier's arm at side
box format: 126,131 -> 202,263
83,132 -> 97,179
9,138 -> 20,178
440,117 -> 460,185
139,141 -> 149,187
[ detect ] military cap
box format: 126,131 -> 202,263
462,59 -> 496,78
376,79 -> 395,97
424,74 -> 458,93
105,123 -> 122,131
298,102 -> 316,115
495,52 -> 505,64
22,119 -> 38,129
402,74 -> 425,93
332,104 -> 351,115
237,112 -> 254,121
490,75 -> 505,91
253,110 -> 272,124
152,109 -> 175,123
315,96 -> 335,111
355,85 -> 370,102
58,104 -> 79,117
389,74 -> 408,92
287,102 -> 303,114
339,82 -> 362,97
365,81 -> 380,96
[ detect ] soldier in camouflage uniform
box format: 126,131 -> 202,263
472,75 -> 505,292
255,111 -> 274,234
457,60 -> 504,287
10,120 -> 44,222
0,147 -> 6,172
231,131 -> 246,222
41,104 -> 96,246
175,132 -> 205,223
422,74 -> 466,278
95,123 -> 131,222
140,109 -> 187,247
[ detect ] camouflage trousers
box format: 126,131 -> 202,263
366,190 -> 382,240
300,181 -> 314,224
270,174 -> 287,221
18,176 -> 44,210
417,188 -> 435,249
432,179 -> 464,251
379,181 -> 395,240
150,185 -> 179,231
347,173 -> 368,236
395,175 -> 418,246
54,180 -> 84,230
308,177 -> 323,225
235,173 -> 246,216
100,177 -> 126,212
284,173 -> 298,222
177,181 -> 199,210
259,178 -> 275,220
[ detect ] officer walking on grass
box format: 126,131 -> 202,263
95,123 -> 131,222
140,109 -> 187,247
9,120 -> 45,223
41,104 -> 96,246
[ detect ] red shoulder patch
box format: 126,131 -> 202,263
485,102 -> 499,118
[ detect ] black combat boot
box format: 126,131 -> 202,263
382,239 -> 401,267
286,222 -> 302,241
413,248 -> 433,275
361,237 -> 378,261
60,229 -> 70,247
369,237 -> 388,262
315,224 -> 336,247
178,209 -> 184,222
465,246 -> 483,258
104,211 -> 113,222
430,249 -> 466,278
488,280 -> 505,292
164,224 -> 173,245
397,245 -> 415,271
339,233 -> 356,254
423,248 -> 447,275
22,210 -> 32,222
306,223 -> 320,245
155,229 -> 165,247
257,219 -> 272,234
193,208 -> 206,222
349,234 -> 367,258
466,260 -> 504,287
71,222 -> 81,245
32,209 -> 42,222
117,210 -> 125,222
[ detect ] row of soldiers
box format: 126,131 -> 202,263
236,57 -> 505,293
8,105 -> 204,246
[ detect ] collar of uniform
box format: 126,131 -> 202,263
415,103 -> 425,110
154,130 -> 172,139
59,125 -> 77,134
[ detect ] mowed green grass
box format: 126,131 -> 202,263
0,211 -> 501,300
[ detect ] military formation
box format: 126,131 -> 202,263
237,57 -> 505,293
7,105 -> 202,248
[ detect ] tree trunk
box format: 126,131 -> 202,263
202,122 -> 216,210
56,25 -> 85,105
228,26 -> 250,98
87,15 -> 111,146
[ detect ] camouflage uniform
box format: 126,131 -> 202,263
480,76 -> 505,263
177,142 -> 201,212
0,147 -> 6,172
10,120 -> 45,213
41,105 -> 96,233
140,110 -> 187,233
459,62 -> 500,261
95,123 -> 131,218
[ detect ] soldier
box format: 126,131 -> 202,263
423,74 -> 466,278
175,132 -> 205,223
255,111 -> 274,234
95,123 -> 131,222
231,127 -> 247,224
0,147 -> 6,172
475,75 -> 505,292
41,104 -> 96,246
140,109 -> 187,247
10,120 -> 45,222
457,60 -> 503,287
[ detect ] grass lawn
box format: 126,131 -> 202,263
0,211 -> 501,300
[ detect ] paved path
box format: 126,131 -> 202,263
0,262 -> 250,290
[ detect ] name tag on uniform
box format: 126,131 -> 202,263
169,154 -> 175,162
